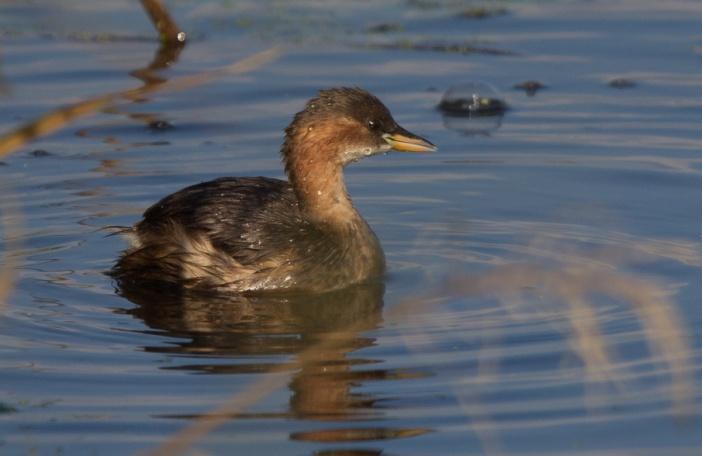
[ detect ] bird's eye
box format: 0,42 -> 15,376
368,120 -> 377,129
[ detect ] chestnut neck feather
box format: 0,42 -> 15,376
282,120 -> 359,225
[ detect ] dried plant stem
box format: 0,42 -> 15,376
140,0 -> 186,44
0,47 -> 281,160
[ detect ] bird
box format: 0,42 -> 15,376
112,87 -> 436,293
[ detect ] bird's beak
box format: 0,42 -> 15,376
383,125 -> 437,153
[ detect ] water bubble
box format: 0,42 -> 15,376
438,82 -> 507,136
438,82 -> 508,116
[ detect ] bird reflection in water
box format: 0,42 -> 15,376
117,280 -> 431,450
116,236 -> 696,455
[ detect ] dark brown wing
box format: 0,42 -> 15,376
136,176 -> 308,265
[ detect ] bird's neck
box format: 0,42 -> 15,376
282,135 -> 359,225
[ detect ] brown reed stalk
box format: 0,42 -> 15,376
140,0 -> 186,44
0,47 -> 280,160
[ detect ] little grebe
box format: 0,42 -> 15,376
113,87 -> 436,292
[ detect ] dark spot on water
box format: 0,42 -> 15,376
29,149 -> 52,157
0,161 -> 7,166
457,7 -> 508,19
132,140 -> 171,147
148,120 -> 174,131
514,80 -> 547,96
366,40 -> 516,56
608,78 -> 637,88
367,23 -> 404,34
0,403 -> 18,414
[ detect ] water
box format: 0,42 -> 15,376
1,1 -> 702,454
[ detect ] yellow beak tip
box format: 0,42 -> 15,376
384,133 -> 436,153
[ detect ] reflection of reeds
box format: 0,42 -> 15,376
143,246 -> 695,455
0,189 -> 21,314
440,264 -> 693,411
437,258 -> 694,455
140,315 -> 384,456
0,47 -> 280,160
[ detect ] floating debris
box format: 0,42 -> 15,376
514,80 -> 547,96
608,78 -> 637,89
29,149 -> 51,157
148,120 -> 174,131
457,7 -> 508,19
366,40 -> 516,56
0,402 -> 18,414
367,23 -> 404,34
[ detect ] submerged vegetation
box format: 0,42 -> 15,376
457,6 -> 509,19
366,39 -> 516,56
